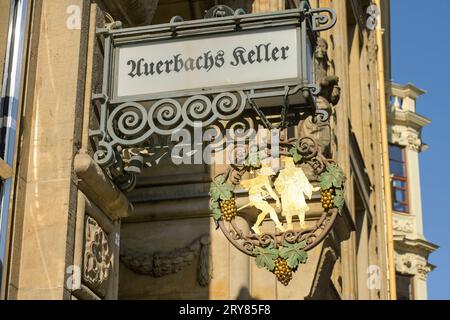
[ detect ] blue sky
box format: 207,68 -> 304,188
390,0 -> 450,300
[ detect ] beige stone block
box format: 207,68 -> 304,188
22,179 -> 72,229
17,287 -> 65,300
277,243 -> 323,299
252,0 -> 283,13
250,260 -> 277,299
17,224 -> 68,299
209,224 -> 230,300
119,218 -> 211,299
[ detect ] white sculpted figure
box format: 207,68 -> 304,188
275,157 -> 320,230
240,163 -> 285,235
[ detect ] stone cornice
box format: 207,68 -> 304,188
394,235 -> 437,280
387,82 -> 426,99
395,251 -> 435,279
394,234 -> 439,256
388,110 -> 431,131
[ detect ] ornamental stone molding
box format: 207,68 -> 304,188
387,82 -> 430,153
390,126 -> 423,152
300,37 -> 341,159
393,217 -> 414,234
83,216 -> 113,290
394,252 -> 431,280
120,235 -> 212,287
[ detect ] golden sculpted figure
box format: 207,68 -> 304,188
274,157 -> 320,230
240,163 -> 285,235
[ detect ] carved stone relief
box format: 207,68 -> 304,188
407,135 -> 422,152
395,252 -> 431,280
120,235 -> 212,287
83,216 -> 113,291
390,126 -> 423,152
393,217 -> 414,234
299,38 -> 341,159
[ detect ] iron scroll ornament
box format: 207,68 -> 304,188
209,136 -> 346,286
93,91 -> 248,167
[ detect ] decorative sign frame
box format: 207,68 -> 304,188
90,4 -> 337,179
209,136 -> 345,285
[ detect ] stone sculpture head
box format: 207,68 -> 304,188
315,38 -> 329,60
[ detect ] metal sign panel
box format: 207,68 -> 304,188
101,7 -> 338,104
116,27 -> 300,100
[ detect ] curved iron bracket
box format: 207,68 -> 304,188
309,8 -> 337,32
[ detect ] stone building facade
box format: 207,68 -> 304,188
0,0 -> 436,300
386,82 -> 438,300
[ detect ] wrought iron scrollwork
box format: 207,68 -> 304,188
93,91 -> 247,168
309,8 -> 338,32
90,4 -> 338,193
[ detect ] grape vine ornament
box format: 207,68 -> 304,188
209,137 -> 346,286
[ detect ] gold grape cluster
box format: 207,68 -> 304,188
321,188 -> 335,210
220,199 -> 237,221
273,257 -> 294,286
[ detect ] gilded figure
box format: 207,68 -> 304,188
240,163 -> 285,235
274,157 -> 320,230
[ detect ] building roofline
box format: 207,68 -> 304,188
387,81 -> 427,99
388,110 -> 431,130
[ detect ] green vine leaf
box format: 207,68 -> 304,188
279,241 -> 308,269
209,176 -> 233,202
254,246 -> 279,271
289,147 -> 303,164
319,164 -> 345,190
334,188 -> 345,215
210,200 -> 222,221
244,152 -> 262,169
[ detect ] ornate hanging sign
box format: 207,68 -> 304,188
92,1 -> 343,287
91,4 -> 337,191
209,137 -> 345,286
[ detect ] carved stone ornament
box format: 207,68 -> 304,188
299,38 -> 340,158
393,217 -> 414,234
210,136 -> 346,286
83,216 -> 113,289
407,134 -> 422,152
395,252 -> 432,280
120,235 -> 212,287
390,127 -> 422,152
